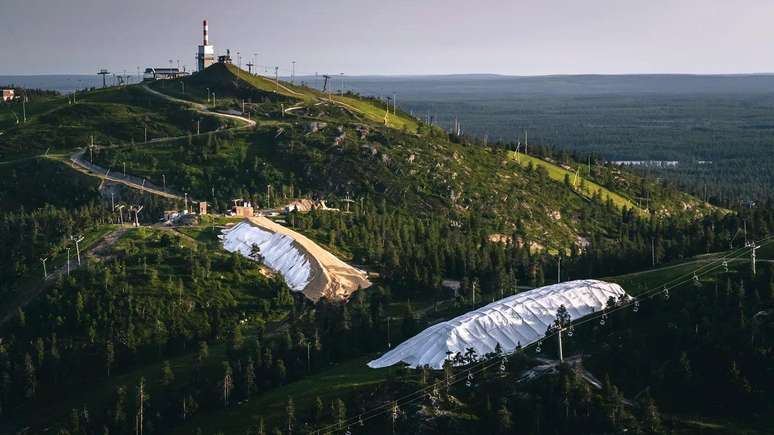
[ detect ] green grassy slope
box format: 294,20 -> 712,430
510,151 -> 642,212
151,63 -> 419,131
0,86 -> 228,159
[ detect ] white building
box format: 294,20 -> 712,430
142,68 -> 189,81
1,89 -> 14,102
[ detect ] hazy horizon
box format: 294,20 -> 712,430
3,0 -> 774,76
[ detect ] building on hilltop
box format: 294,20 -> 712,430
231,199 -> 254,217
1,89 -> 14,102
142,68 -> 190,81
196,19 -> 215,72
218,49 -> 233,64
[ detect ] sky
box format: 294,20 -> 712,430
2,0 -> 773,76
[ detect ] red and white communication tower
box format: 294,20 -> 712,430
196,19 -> 215,72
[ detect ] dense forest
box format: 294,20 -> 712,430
2,67 -> 774,434
334,74 -> 774,205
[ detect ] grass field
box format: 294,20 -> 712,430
172,356 -> 391,434
223,63 -> 419,131
508,151 -> 643,213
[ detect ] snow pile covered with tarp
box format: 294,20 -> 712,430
220,220 -> 311,292
368,279 -> 628,369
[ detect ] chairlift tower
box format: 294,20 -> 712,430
71,235 -> 85,265
342,194 -> 356,213
130,205 -> 144,227
751,243 -> 761,276
98,69 -> 111,88
40,257 -> 48,279
115,204 -> 125,225
322,75 -> 331,93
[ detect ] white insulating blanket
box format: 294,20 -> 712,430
368,279 -> 628,369
220,221 -> 311,292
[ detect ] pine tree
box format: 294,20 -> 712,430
637,392 -> 662,434
112,385 -> 127,429
160,360 -> 175,387
285,396 -> 295,433
222,362 -> 233,407
333,399 -> 346,430
245,357 -> 256,398
104,340 -> 115,377
135,377 -> 148,435
313,396 -> 324,422
496,400 -> 512,434
22,353 -> 36,399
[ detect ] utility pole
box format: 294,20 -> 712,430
524,129 -> 528,155
115,204 -> 125,225
72,235 -> 84,265
131,205 -> 144,227
162,174 -> 166,191
111,192 -> 115,210
274,67 -> 279,92
197,119 -> 200,135
123,162 -> 126,176
144,126 -> 147,143
40,257 -> 48,279
651,238 -> 656,267
184,193 -> 189,212
552,306 -> 571,362
98,69 -> 110,88
387,317 -> 391,348
22,94 -> 27,122
751,243 -> 760,276
557,256 -> 561,283
66,247 -> 71,276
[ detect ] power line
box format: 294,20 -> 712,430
312,237 -> 773,434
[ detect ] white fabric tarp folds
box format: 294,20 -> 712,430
219,221 -> 311,292
368,279 -> 628,369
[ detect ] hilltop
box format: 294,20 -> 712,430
90,63 -> 719,252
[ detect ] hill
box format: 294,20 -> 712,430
2,65 -> 769,435
0,85 -> 230,159
92,63 -> 719,253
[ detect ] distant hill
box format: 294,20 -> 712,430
302,74 -> 774,204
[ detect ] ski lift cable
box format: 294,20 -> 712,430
314,236 -> 773,434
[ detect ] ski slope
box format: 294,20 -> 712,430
368,280 -> 628,369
